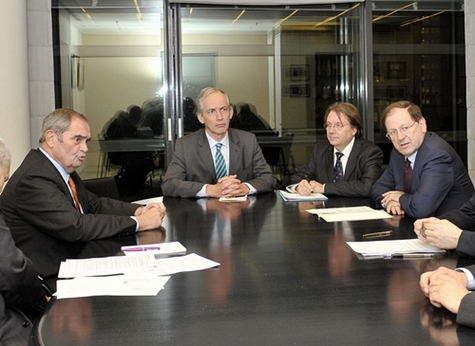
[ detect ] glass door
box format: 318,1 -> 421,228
168,2 -> 363,184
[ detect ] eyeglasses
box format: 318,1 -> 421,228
324,123 -> 348,131
206,106 -> 230,117
385,121 -> 417,140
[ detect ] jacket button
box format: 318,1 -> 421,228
23,321 -> 30,327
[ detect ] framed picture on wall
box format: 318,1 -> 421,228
290,64 -> 309,81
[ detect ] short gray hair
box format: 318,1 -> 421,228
196,87 -> 230,114
39,108 -> 88,143
0,138 -> 11,172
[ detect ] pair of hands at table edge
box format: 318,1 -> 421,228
420,266 -> 470,315
296,179 -> 323,195
206,174 -> 250,198
134,203 -> 166,231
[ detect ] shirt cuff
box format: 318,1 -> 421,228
196,184 -> 208,197
456,267 -> 475,290
286,184 -> 298,193
130,216 -> 139,232
244,183 -> 256,195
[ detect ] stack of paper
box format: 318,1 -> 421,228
279,190 -> 328,202
306,206 -> 392,222
347,239 -> 446,258
55,253 -> 220,299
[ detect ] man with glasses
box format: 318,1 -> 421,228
371,101 -> 473,219
162,87 -> 276,198
287,102 -> 384,197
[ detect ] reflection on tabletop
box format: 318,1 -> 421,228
48,298 -> 95,345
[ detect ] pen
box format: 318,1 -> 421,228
362,230 -> 393,238
122,246 -> 160,252
385,253 -> 434,259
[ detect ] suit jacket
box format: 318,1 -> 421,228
371,132 -> 474,219
0,213 -> 47,344
456,264 -> 475,328
0,149 -> 140,282
438,194 -> 475,257
288,137 -> 384,197
161,128 -> 276,197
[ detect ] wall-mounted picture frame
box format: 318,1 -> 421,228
287,84 -> 310,97
290,64 -> 309,81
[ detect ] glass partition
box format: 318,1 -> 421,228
52,0 -> 466,198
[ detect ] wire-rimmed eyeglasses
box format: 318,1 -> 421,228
385,121 -> 417,140
323,123 -> 348,131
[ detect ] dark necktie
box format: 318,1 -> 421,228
68,176 -> 82,212
215,143 -> 227,179
333,152 -> 344,183
404,158 -> 413,193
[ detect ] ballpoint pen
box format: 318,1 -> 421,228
362,230 -> 393,238
122,246 -> 160,252
384,253 -> 434,259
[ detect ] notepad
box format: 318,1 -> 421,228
219,195 -> 248,202
346,239 -> 446,258
306,206 -> 392,222
279,190 -> 328,202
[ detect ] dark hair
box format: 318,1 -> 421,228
324,102 -> 362,138
380,101 -> 423,131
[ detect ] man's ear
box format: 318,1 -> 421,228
197,113 -> 205,124
44,130 -> 57,148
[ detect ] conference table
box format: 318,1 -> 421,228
32,191 -> 475,345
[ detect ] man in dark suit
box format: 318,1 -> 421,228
287,102 -> 383,197
0,109 -> 166,287
420,265 -> 475,329
0,138 -> 49,344
161,87 -> 276,198
371,101 -> 473,219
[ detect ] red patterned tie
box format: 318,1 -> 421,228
68,176 -> 82,212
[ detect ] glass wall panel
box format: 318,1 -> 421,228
52,0 -> 165,198
177,3 -> 362,184
372,0 -> 466,164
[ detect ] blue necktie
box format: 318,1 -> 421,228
333,152 -> 344,182
215,143 -> 227,179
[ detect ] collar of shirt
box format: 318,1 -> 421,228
406,151 -> 418,169
39,147 -> 70,185
333,137 -> 355,172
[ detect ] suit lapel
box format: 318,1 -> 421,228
197,129 -> 217,179
228,130 -> 242,175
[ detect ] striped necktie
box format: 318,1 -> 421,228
332,152 -> 344,182
215,143 -> 227,179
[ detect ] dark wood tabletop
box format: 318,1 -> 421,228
32,191 -> 475,346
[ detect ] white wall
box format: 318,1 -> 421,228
0,0 -> 31,171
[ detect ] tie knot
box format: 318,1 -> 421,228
216,143 -> 222,151
406,158 -> 411,167
336,152 -> 343,160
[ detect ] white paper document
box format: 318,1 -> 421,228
347,238 -> 446,258
58,253 -> 156,278
132,196 -> 164,205
56,275 -> 170,299
121,241 -> 187,256
279,190 -> 328,202
147,253 -> 220,276
306,206 -> 392,222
